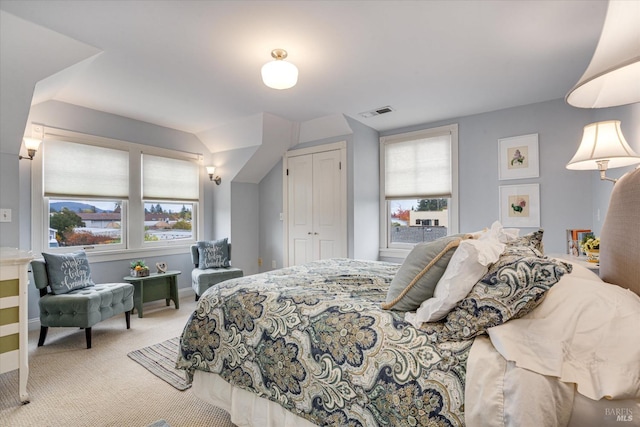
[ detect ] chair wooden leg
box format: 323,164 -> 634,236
38,326 -> 48,347
125,311 -> 131,329
85,327 -> 92,349
195,294 -> 200,302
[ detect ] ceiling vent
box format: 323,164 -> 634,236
359,106 -> 395,118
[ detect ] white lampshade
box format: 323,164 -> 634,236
261,49 -> 298,90
567,120 -> 640,170
205,166 -> 216,175
23,137 -> 42,151
566,0 -> 640,108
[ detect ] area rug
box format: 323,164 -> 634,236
128,337 -> 191,391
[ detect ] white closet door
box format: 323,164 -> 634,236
312,149 -> 343,260
287,154 -> 314,266
285,143 -> 346,267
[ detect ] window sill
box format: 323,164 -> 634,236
378,248 -> 410,262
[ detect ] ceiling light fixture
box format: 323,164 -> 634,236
261,49 -> 298,90
566,120 -> 640,183
566,0 -> 640,108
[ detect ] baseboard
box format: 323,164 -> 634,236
27,287 -> 196,331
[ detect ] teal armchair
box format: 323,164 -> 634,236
31,257 -> 134,349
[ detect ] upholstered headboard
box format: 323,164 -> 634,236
599,167 -> 640,296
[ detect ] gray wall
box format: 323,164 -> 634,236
254,98 -> 639,267
230,181 -> 260,276
14,101 -> 213,320
349,117 -> 381,260
258,158 -> 285,273
380,98 -> 639,255
0,10 -> 101,249
5,99 -> 638,323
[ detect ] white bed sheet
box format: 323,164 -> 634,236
466,336 -> 640,427
488,265 -> 640,400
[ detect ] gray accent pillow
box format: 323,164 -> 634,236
42,250 -> 95,295
383,235 -> 465,312
197,238 -> 230,269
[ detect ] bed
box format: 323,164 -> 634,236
177,168 -> 640,427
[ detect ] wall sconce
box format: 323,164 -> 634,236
19,137 -> 42,160
206,166 -> 221,185
566,120 -> 640,183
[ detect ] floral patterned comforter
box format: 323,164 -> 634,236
177,258 -> 473,427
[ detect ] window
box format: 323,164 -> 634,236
142,154 -> 199,246
47,198 -> 124,249
33,128 -> 202,256
143,202 -> 194,243
380,124 -> 458,256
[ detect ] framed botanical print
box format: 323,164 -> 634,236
499,183 -> 540,227
498,133 -> 539,180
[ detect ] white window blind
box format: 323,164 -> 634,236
384,132 -> 452,199
43,139 -> 129,198
142,154 -> 199,201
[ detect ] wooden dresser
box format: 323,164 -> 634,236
0,248 -> 33,403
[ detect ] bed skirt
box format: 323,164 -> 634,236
192,370 -> 318,427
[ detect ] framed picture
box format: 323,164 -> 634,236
499,183 -> 540,227
498,133 -> 539,180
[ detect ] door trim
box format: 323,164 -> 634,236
283,141 -> 347,267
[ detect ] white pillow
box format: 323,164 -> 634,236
469,221 -> 520,244
405,223 -> 506,326
487,276 -> 640,400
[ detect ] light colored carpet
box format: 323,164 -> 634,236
0,296 -> 235,427
128,337 -> 190,391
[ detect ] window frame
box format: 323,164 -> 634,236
379,124 -> 459,259
31,127 -> 204,262
141,200 -> 197,248
45,196 -> 128,251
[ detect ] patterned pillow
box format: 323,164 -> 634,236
421,255 -> 571,342
42,251 -> 95,295
383,234 -> 468,311
506,229 -> 544,254
197,238 -> 230,269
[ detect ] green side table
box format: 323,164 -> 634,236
123,270 -> 181,318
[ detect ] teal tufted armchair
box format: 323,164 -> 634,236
190,241 -> 243,301
31,259 -> 134,349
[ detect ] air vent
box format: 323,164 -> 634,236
359,105 -> 395,118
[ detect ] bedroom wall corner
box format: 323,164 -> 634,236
347,117 -> 380,261
258,158 -> 284,273
381,98 -> 594,254
0,10 -> 101,249
230,182 -> 260,276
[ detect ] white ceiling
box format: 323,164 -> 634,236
1,0 -> 608,146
